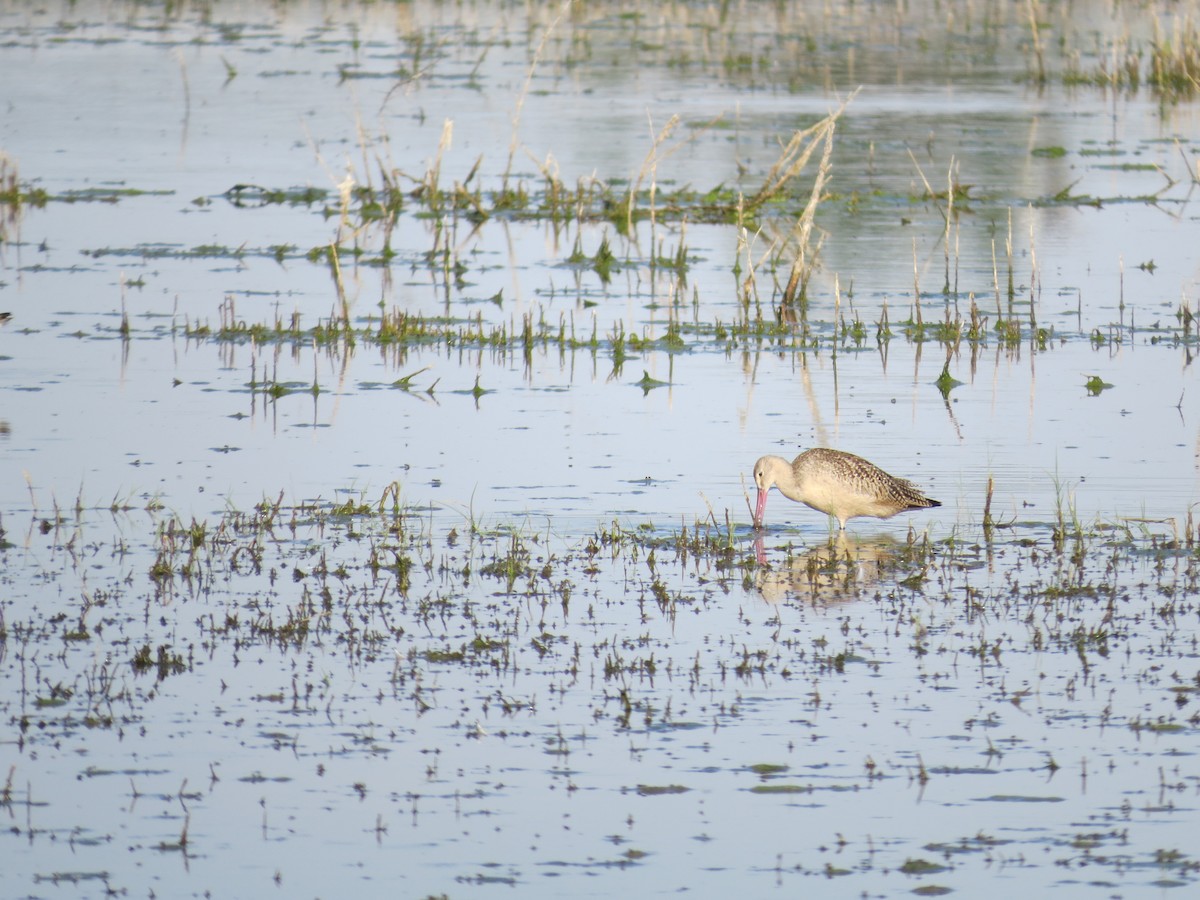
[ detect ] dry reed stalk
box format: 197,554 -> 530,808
629,113 -> 682,234
1178,139 -> 1200,184
329,241 -> 350,329
1119,255 -> 1126,317
983,475 -> 995,532
741,224 -> 780,312
749,119 -> 829,210
992,238 -> 1003,321
627,111 -> 723,234
1005,207 -> 1014,304
911,237 -> 923,328
945,159 -> 958,295
907,149 -> 945,222
427,119 -> 453,200
778,92 -> 856,307
833,271 -> 842,339
1028,212 -> 1039,307
502,1 -> 571,191
1026,0 -> 1046,84
353,114 -> 376,197
945,158 -> 954,235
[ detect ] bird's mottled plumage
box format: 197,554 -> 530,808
753,448 -> 939,530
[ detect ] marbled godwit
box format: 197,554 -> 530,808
753,448 -> 939,531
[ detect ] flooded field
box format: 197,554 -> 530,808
2,0 -> 1200,896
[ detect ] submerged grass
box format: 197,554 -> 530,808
9,481 -> 1198,716
5,479 -> 1200,890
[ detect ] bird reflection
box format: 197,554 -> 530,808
752,533 -> 912,605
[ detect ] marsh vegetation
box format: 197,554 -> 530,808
2,0 -> 1200,896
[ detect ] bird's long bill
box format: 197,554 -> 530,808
753,487 -> 768,528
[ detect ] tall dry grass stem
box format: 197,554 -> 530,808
502,1 -> 571,191
628,112 -> 722,234
778,91 -> 856,307
1026,0 -> 1046,84
629,113 -> 682,234
911,237 -> 923,329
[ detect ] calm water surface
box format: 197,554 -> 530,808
2,1 -> 1200,897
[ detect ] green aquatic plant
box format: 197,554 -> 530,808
934,361 -> 963,399
1031,146 -> 1067,159
593,234 -> 618,282
635,370 -> 669,393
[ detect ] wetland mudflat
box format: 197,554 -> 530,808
3,1 -> 1200,896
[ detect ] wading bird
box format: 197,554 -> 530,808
753,448 -> 939,531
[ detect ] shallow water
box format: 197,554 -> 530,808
3,0 -> 1200,897
5,502 -> 1200,897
